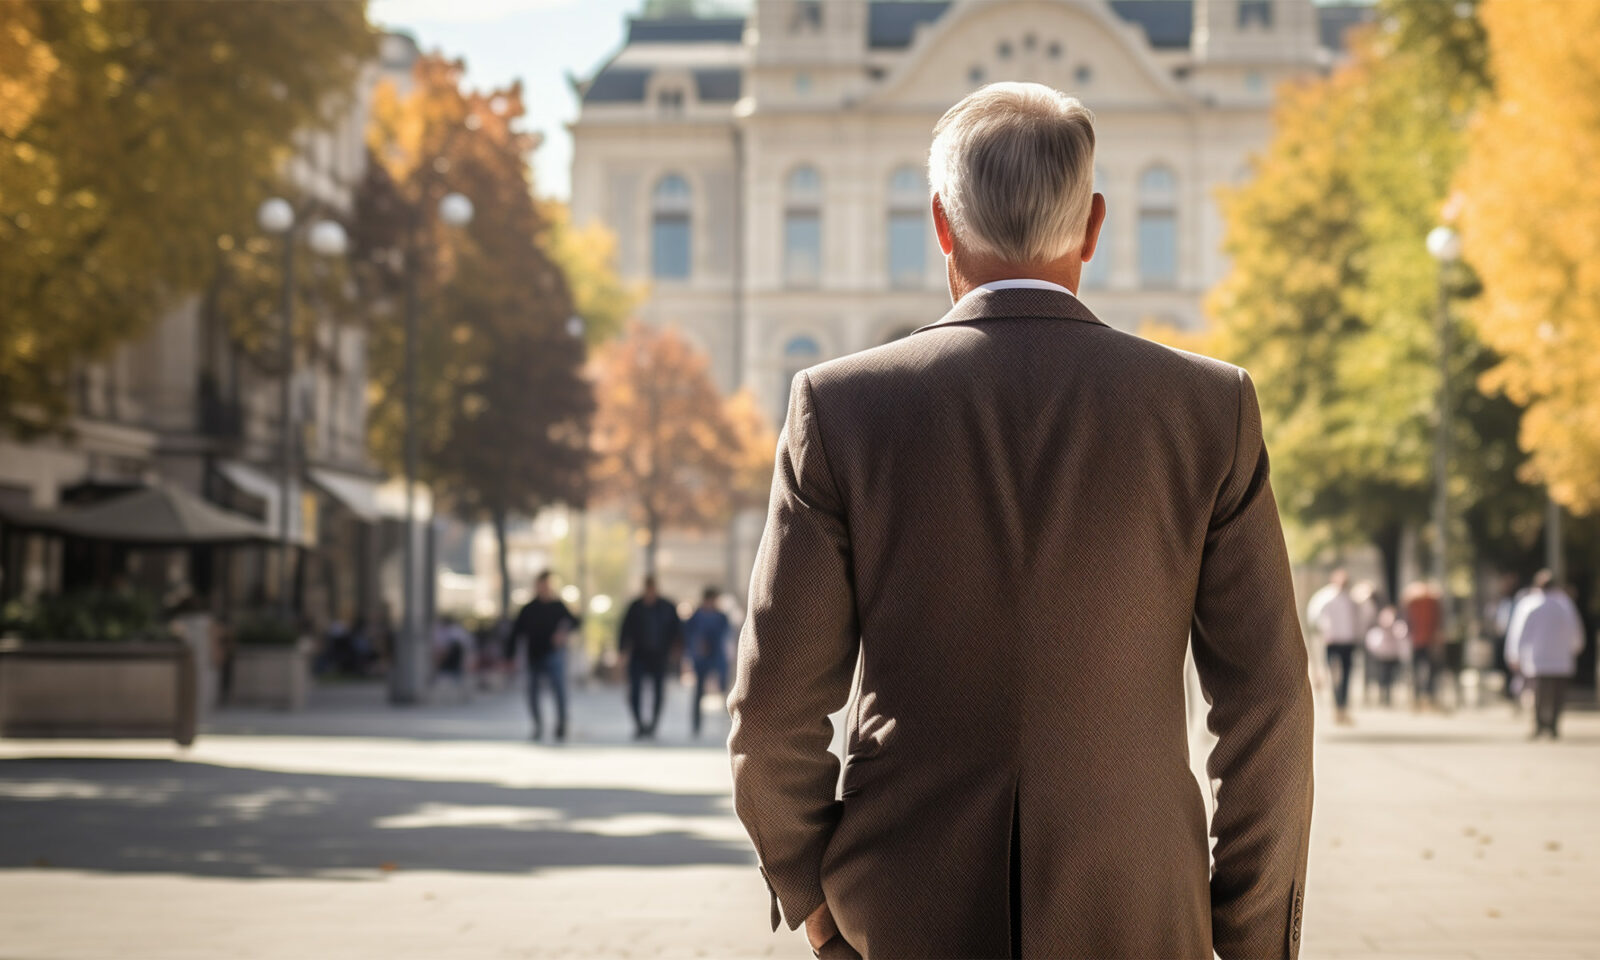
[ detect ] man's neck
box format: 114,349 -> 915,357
949,253 -> 1083,303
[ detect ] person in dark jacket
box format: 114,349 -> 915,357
505,570 -> 581,741
684,585 -> 733,737
619,574 -> 682,740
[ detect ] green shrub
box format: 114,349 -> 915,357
233,612 -> 299,647
9,590 -> 168,643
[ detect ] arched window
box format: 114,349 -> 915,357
784,166 -> 822,286
1082,165 -> 1112,290
651,174 -> 692,280
779,334 -> 823,417
1137,165 -> 1178,288
886,165 -> 928,288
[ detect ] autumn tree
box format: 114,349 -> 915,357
0,0 -> 372,433
361,55 -> 592,616
722,389 -> 778,515
537,200 -> 638,346
589,324 -> 745,575
1208,0 -> 1543,596
1457,0 -> 1600,514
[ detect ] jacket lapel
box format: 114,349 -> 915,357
912,287 -> 1109,335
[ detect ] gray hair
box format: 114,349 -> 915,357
927,82 -> 1097,264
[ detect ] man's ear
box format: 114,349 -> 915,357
1080,192 -> 1107,263
932,193 -> 955,255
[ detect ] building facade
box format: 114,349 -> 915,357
571,0 -> 1371,424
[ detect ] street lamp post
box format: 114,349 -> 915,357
258,199 -> 348,621
565,315 -> 588,604
392,191 -> 474,705
1426,224 -> 1462,641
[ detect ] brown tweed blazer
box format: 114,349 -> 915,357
728,286 -> 1314,960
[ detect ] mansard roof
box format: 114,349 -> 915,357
867,1 -> 1194,51
626,16 -> 745,44
578,1 -> 1375,106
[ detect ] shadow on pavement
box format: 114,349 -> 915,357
0,757 -> 753,879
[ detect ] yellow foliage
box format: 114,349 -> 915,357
1458,0 -> 1600,512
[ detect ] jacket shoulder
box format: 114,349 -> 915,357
801,323 -> 1248,410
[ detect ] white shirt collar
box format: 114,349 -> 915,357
956,278 -> 1081,307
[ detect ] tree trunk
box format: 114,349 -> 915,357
645,511 -> 660,578
1374,522 -> 1403,607
494,506 -> 512,621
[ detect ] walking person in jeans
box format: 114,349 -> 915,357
1315,570 -> 1361,725
506,570 -> 581,742
684,586 -> 732,738
619,575 -> 682,740
1404,581 -> 1444,710
1505,570 -> 1586,739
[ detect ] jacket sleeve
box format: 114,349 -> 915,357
727,371 -> 860,932
1190,369 -> 1315,960
502,607 -> 524,661
618,603 -> 634,654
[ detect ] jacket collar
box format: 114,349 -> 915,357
912,286 -> 1109,335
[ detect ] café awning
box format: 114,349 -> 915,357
215,460 -> 312,546
0,482 -> 274,547
308,467 -> 387,522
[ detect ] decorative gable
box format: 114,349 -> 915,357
865,0 -> 1195,113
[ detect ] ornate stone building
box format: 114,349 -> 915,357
572,0 -> 1371,423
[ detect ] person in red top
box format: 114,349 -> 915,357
1405,581 -> 1443,709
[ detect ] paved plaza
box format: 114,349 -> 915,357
0,678 -> 1597,959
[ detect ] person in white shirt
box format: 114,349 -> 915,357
1363,606 -> 1408,707
1505,570 -> 1587,739
1312,569 -> 1361,725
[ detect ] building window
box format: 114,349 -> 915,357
1239,0 -> 1273,29
887,165 -> 928,288
651,173 -> 692,280
780,335 -> 822,417
790,0 -> 822,32
1075,64 -> 1093,86
657,88 -> 685,115
1046,41 -> 1062,59
784,165 -> 822,287
1083,165 -> 1112,290
794,72 -> 811,94
968,64 -> 985,85
997,40 -> 1013,59
1138,165 -> 1178,288
1244,70 -> 1265,93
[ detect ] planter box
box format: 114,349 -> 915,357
0,640 -> 197,745
229,641 -> 311,711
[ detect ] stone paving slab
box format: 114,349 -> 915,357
0,682 -> 1596,958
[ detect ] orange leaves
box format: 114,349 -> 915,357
588,324 -> 775,545
1458,0 -> 1600,512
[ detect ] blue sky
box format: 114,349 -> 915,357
372,0 -> 709,201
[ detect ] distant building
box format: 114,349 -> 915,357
571,0 -> 1373,423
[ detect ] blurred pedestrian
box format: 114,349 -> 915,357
619,574 -> 681,740
1404,581 -> 1443,711
1505,570 -> 1586,740
1351,580 -> 1379,704
506,570 -> 582,742
1364,606 -> 1408,707
1314,570 -> 1361,725
684,586 -> 732,738
1486,573 -> 1524,708
431,614 -> 472,701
